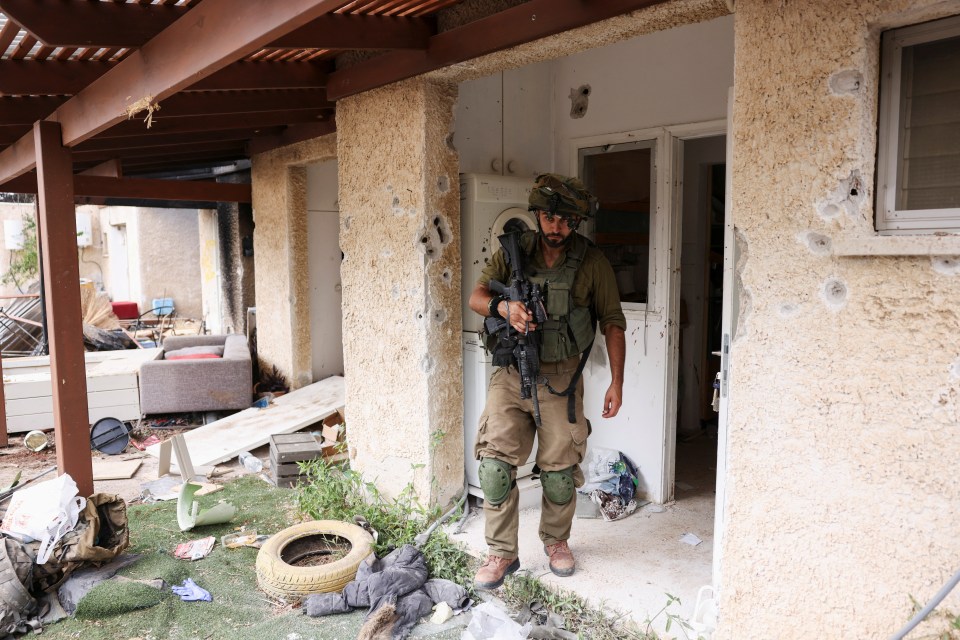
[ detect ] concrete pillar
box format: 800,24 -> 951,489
337,78 -> 463,506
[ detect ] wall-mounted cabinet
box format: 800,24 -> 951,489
454,64 -> 552,178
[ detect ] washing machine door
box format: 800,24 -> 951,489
490,207 -> 537,250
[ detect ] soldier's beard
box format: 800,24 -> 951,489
543,233 -> 569,248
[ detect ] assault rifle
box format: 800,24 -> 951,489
483,231 -> 548,426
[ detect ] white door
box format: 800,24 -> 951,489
306,160 -> 344,381
713,89 -> 737,588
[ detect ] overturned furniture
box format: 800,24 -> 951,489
138,334 -> 252,414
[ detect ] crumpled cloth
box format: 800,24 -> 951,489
590,490 -> 638,522
304,544 -> 469,640
171,578 -> 211,602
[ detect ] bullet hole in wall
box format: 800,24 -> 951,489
932,256 -> 960,276
569,84 -> 591,119
829,69 -> 863,95
438,175 -> 450,193
802,231 -> 832,256
821,278 -> 848,310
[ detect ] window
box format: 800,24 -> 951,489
579,140 -> 656,307
877,15 -> 960,233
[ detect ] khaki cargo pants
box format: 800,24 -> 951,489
474,355 -> 588,559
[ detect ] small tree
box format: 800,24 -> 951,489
2,212 -> 39,293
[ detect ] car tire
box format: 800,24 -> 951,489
255,520 -> 374,601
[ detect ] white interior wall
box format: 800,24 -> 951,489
305,160 -> 344,381
454,14 -> 734,502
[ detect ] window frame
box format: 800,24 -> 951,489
876,14 -> 960,234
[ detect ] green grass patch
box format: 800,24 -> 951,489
74,580 -> 166,619
40,476 -> 388,640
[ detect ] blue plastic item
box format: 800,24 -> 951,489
151,297 -> 174,315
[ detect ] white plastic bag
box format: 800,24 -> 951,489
462,602 -> 531,640
0,473 -> 86,564
578,447 -> 621,493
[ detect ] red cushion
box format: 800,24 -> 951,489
166,353 -> 221,360
112,301 -> 139,320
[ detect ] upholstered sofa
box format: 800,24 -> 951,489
139,334 -> 252,414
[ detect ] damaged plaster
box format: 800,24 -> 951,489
336,78 -> 463,507
720,1 -> 960,638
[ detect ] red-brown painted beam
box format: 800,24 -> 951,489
0,0 -> 189,48
272,14 -> 433,49
0,60 -> 329,96
78,159 -> 122,178
0,0 -> 351,184
248,120 -> 337,156
73,139 -> 245,163
75,127 -> 281,153
33,121 -> 92,496
3,172 -> 251,203
100,110 -> 331,138
3,90 -> 331,125
326,0 -> 668,99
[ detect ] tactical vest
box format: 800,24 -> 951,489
520,231 -> 596,363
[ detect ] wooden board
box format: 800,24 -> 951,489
92,458 -> 142,480
144,376 -> 345,468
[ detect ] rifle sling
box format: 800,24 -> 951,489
545,336 -> 594,424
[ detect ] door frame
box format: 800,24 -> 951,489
568,119 -> 726,505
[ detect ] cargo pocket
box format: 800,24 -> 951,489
473,416 -> 490,460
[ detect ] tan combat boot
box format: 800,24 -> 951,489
544,540 -> 575,577
474,554 -> 520,590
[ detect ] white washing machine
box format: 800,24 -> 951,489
460,173 -> 541,504
460,173 -> 538,333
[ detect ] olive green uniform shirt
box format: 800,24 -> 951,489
478,233 -> 627,335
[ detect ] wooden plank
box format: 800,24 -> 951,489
92,458 -> 142,480
145,376 -> 344,468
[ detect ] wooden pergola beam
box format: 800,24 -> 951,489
271,14 -> 434,50
0,0 -> 350,185
248,120 -> 337,156
34,121 -> 93,495
1,0 -> 432,51
326,0 -> 668,100
0,60 -> 330,96
98,110 -> 331,139
74,128 -> 278,153
2,173 -> 252,203
0,0 -> 188,48
4,90 -> 332,125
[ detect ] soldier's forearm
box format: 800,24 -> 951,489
604,326 -> 626,386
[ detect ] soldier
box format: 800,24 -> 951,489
468,173 -> 626,589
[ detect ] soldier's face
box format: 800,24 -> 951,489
537,210 -> 579,248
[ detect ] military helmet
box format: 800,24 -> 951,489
528,173 -> 598,219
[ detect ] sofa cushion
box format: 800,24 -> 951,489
165,345 -> 224,360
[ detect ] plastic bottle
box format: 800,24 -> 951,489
238,451 -> 263,473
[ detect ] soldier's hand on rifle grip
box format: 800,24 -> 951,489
498,300 -> 537,334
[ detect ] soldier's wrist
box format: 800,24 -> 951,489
488,295 -> 505,318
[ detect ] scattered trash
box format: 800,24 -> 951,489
22,430 -> 48,452
91,458 -> 142,481
690,584 -> 718,639
431,601 -> 454,625
1,470 -> 22,493
579,447 -> 640,522
0,473 -> 85,563
89,417 -> 131,454
590,490 -> 638,522
171,578 -> 212,602
238,451 -> 264,473
680,532 -> 703,546
221,530 -> 268,549
130,434 -> 162,451
174,536 -> 216,560
252,393 -> 274,409
463,601 -> 532,640
176,482 -> 236,531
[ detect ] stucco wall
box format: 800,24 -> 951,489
718,1 -> 960,638
251,135 -> 337,390
337,78 -> 463,506
135,208 -> 202,320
